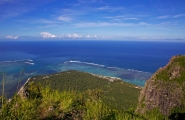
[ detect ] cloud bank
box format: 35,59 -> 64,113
40,32 -> 57,38
5,35 -> 18,39
66,33 -> 82,38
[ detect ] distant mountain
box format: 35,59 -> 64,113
136,55 -> 185,119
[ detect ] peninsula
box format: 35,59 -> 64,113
1,55 -> 185,119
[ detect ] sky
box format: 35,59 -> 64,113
0,0 -> 185,41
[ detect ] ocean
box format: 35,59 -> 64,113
0,40 -> 185,96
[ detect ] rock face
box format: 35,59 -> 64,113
17,78 -> 31,98
136,55 -> 185,116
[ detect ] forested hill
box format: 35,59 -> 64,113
25,70 -> 140,111
3,70 -> 142,119
2,56 -> 185,119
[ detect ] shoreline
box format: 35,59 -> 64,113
89,72 -> 142,89
17,70 -> 142,97
90,73 -> 121,82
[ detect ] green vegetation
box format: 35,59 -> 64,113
137,55 -> 185,119
1,54 -> 185,120
0,82 -> 144,120
155,55 -> 185,84
28,70 -> 140,111
142,108 -> 166,120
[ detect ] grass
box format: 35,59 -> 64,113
155,55 -> 185,84
0,70 -> 145,119
0,83 -> 145,120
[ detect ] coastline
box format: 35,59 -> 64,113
90,73 -> 121,82
17,70 -> 142,97
90,72 -> 142,89
17,78 -> 31,98
90,73 -> 142,90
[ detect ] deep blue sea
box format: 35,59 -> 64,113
0,40 -> 185,96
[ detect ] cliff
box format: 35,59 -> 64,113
136,55 -> 185,117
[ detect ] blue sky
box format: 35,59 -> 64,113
0,0 -> 185,40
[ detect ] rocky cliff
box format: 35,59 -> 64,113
136,55 -> 185,116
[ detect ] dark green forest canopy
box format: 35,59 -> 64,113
28,70 -> 140,111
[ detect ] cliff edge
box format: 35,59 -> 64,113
136,55 -> 185,116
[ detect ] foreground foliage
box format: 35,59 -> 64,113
0,83 -> 144,120
2,68 -> 183,119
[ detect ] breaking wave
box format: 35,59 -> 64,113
0,59 -> 34,65
24,62 -> 34,65
62,60 -> 152,85
64,60 -> 105,67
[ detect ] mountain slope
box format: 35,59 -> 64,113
23,70 -> 140,111
1,71 -> 144,120
136,55 -> 185,118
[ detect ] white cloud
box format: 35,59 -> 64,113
157,14 -> 185,19
17,18 -> 60,25
86,35 -> 97,38
78,0 -> 99,4
86,35 -> 91,38
0,0 -> 54,20
122,17 -> 139,20
40,32 -> 57,38
5,35 -> 18,39
174,14 -> 185,18
105,16 -> 139,21
106,16 -> 139,19
75,22 -> 142,27
36,18 -> 59,24
102,36 -> 110,38
138,22 -> 151,26
66,33 -> 82,38
97,6 -> 109,10
58,16 -> 72,22
157,15 -> 170,19
75,22 -> 123,27
75,21 -> 152,28
97,6 -> 124,12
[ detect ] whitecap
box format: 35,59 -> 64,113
27,59 -> 33,62
0,59 -> 34,64
24,62 -> 34,65
65,60 -> 105,67
0,61 -> 13,63
135,70 -> 143,72
107,67 -> 121,69
0,60 -> 21,64
69,60 -> 81,63
127,69 -> 135,71
64,61 -> 68,63
127,69 -> 151,74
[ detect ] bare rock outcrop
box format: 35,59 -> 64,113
17,78 -> 30,98
136,55 -> 185,116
